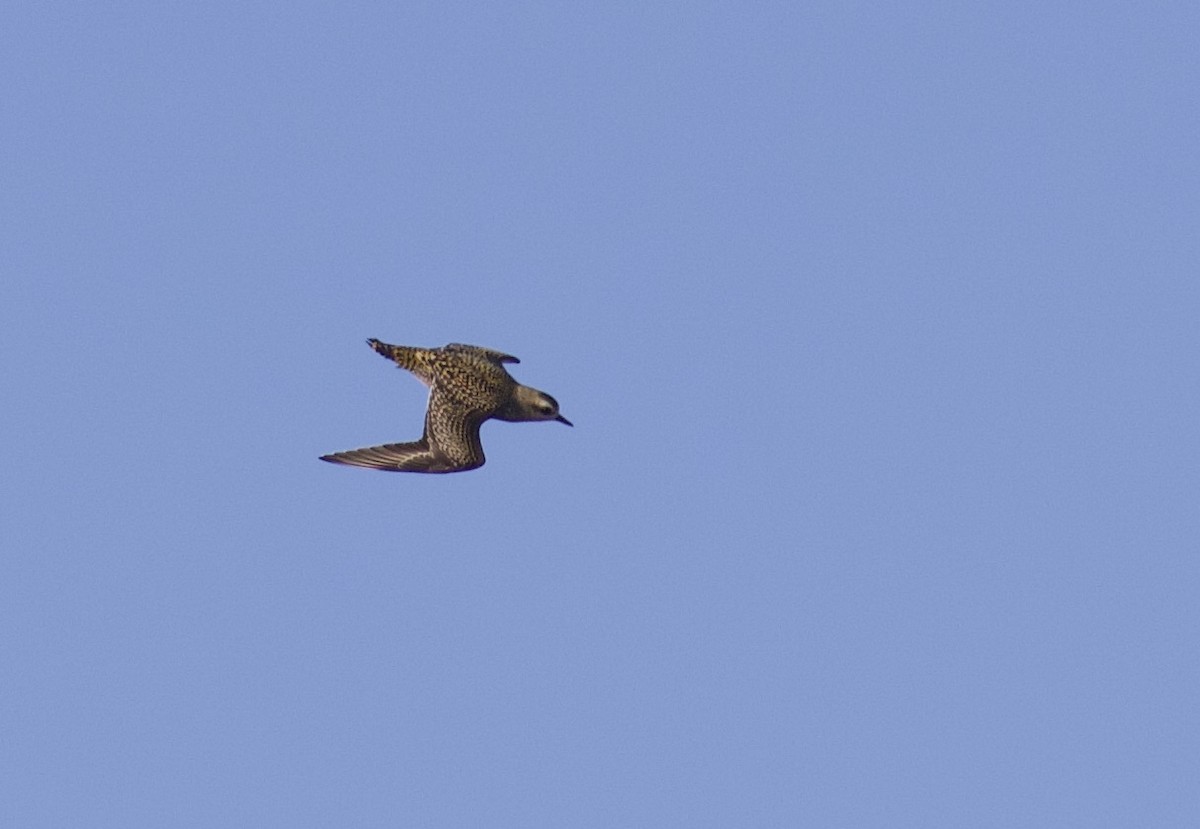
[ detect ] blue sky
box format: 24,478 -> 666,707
3,2 -> 1197,826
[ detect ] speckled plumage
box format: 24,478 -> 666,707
320,339 -> 571,473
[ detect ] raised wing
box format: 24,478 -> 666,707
443,343 -> 520,365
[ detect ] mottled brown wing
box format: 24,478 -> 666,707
422,395 -> 486,471
443,343 -> 520,365
320,396 -> 486,473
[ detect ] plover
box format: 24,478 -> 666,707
321,339 -> 572,473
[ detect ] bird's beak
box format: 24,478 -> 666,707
555,414 -> 573,427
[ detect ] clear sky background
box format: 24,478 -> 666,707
3,2 -> 1197,826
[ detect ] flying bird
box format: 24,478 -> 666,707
321,339 -> 571,473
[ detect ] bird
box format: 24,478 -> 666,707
320,339 -> 572,473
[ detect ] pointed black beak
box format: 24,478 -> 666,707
555,414 -> 573,427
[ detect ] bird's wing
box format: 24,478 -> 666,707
320,395 -> 487,474
319,439 -> 465,473
423,394 -> 487,471
443,343 -> 520,365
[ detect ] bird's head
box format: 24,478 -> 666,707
508,385 -> 573,426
